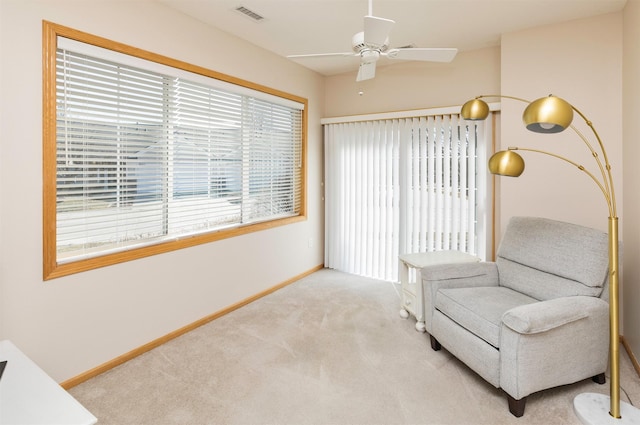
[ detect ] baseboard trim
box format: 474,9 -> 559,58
621,335 -> 640,379
60,264 -> 325,390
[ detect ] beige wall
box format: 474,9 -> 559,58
623,0 -> 640,359
499,12 -> 623,235
0,0 -> 325,382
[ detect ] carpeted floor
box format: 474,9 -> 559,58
70,268 -> 640,424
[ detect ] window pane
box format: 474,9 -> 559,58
55,42 -> 303,263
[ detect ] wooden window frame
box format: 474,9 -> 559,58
42,21 -> 307,280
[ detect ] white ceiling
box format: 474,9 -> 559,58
156,0 -> 627,77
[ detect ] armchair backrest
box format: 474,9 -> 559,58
496,216 -> 609,301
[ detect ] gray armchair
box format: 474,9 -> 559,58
422,216 -> 610,417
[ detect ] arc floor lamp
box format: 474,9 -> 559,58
461,94 -> 640,424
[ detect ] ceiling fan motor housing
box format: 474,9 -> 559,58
352,31 -> 388,54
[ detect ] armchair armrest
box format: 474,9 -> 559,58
421,262 -> 499,333
499,296 -> 609,400
422,261 -> 499,287
502,296 -> 609,335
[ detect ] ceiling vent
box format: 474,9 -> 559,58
235,6 -> 265,22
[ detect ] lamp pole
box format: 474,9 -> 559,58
460,94 -> 638,422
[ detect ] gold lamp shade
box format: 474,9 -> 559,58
461,98 -> 490,120
523,95 -> 574,133
488,150 -> 525,177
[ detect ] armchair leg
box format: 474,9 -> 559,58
430,335 -> 441,351
507,394 -> 527,417
592,373 -> 606,385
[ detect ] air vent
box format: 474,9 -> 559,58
235,6 -> 265,22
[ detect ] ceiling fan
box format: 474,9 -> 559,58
286,0 -> 458,82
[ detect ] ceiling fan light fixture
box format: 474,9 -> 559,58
361,50 -> 380,63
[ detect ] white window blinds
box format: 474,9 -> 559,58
324,111 -> 492,281
55,42 -> 303,262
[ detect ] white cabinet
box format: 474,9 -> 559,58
399,251 -> 479,332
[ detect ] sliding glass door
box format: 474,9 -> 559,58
323,108 -> 494,281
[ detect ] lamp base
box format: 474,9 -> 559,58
574,393 -> 640,424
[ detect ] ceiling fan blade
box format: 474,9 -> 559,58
356,61 -> 376,82
385,48 -> 458,62
363,15 -> 395,46
287,52 -> 357,59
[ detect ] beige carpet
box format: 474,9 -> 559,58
70,268 -> 640,425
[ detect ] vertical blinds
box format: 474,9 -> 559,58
400,115 -> 477,255
324,113 -> 489,282
56,43 -> 303,262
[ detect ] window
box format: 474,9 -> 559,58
43,21 -> 307,279
323,110 -> 493,281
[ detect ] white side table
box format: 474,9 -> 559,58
0,340 -> 97,425
399,251 -> 480,332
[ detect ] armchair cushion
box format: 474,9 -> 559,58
436,287 -> 537,347
497,257 -> 604,300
